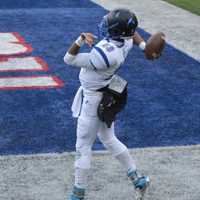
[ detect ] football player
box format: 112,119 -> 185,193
64,8 -> 150,200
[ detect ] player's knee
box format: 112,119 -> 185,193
75,148 -> 92,169
98,133 -> 115,146
75,156 -> 92,169
100,135 -> 127,156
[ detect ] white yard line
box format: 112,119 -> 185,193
92,0 -> 200,62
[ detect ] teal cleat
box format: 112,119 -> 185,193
127,170 -> 150,200
69,186 -> 85,200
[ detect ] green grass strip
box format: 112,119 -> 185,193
164,0 -> 200,15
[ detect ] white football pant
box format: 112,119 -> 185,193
74,89 -> 136,188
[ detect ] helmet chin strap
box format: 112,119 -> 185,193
121,36 -> 133,40
109,37 -> 124,43
110,35 -> 133,42
109,32 -> 134,41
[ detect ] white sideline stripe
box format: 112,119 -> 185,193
0,57 -> 46,71
0,144 -> 199,159
0,145 -> 199,200
91,0 -> 200,62
0,76 -> 60,88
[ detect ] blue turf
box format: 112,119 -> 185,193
0,0 -> 200,155
0,0 -> 96,9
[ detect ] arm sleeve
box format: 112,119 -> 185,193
63,52 -> 92,69
125,39 -> 134,51
63,47 -> 112,70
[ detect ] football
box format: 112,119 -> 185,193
145,32 -> 166,60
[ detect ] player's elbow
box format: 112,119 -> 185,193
63,52 -> 75,65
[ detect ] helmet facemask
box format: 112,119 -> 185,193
98,9 -> 138,40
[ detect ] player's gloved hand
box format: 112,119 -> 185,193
80,32 -> 97,47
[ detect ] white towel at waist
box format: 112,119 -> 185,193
71,86 -> 103,118
71,86 -> 83,118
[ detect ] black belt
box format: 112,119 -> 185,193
96,85 -> 108,92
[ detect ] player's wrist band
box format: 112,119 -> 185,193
75,36 -> 85,47
139,41 -> 146,51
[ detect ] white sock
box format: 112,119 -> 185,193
115,149 -> 137,172
74,167 -> 89,189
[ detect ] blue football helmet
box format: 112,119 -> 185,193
98,8 -> 138,40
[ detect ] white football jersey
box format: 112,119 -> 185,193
80,39 -> 133,90
64,38 -> 133,90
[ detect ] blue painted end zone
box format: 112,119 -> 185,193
0,0 -> 200,155
0,0 -> 96,9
